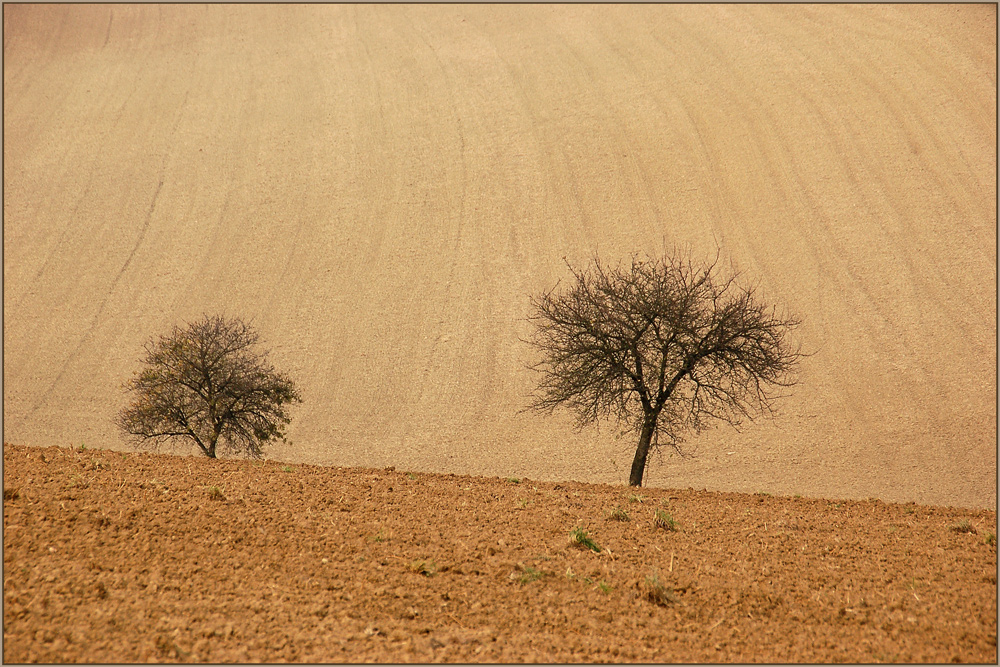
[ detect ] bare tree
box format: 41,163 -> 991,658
525,250 -> 802,487
117,315 -> 301,459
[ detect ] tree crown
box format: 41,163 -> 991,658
526,251 -> 802,457
118,315 -> 301,458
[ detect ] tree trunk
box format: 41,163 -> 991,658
206,421 -> 222,458
629,414 -> 658,486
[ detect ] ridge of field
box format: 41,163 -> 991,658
3,5 -> 996,508
2,444 -> 997,663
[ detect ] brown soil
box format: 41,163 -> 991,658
3,444 -> 996,663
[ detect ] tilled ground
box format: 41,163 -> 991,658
2,443 -> 996,663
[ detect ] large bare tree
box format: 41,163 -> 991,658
526,251 -> 802,486
117,315 -> 301,459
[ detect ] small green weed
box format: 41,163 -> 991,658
409,559 -> 437,576
569,527 -> 602,553
654,509 -> 679,531
985,532 -> 996,547
597,580 -> 613,594
207,486 -> 225,501
281,465 -> 294,473
627,494 -> 646,504
518,565 -> 546,584
644,572 -> 678,606
78,443 -> 87,451
608,506 -> 630,522
511,563 -> 548,584
506,477 -> 521,484
952,520 -> 977,534
407,473 -> 417,481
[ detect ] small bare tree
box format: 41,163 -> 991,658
117,315 -> 301,459
526,250 -> 802,487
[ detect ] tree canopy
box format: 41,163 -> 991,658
526,251 -> 802,486
117,315 -> 301,459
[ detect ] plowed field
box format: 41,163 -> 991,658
3,4 -> 996,509
3,444 -> 996,663
3,5 -> 997,662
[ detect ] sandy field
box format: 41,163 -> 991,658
3,444 -> 996,663
3,5 -> 996,509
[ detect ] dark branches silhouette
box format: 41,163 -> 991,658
525,250 -> 802,486
117,315 -> 301,459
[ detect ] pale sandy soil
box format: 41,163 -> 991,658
3,5 -> 996,508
